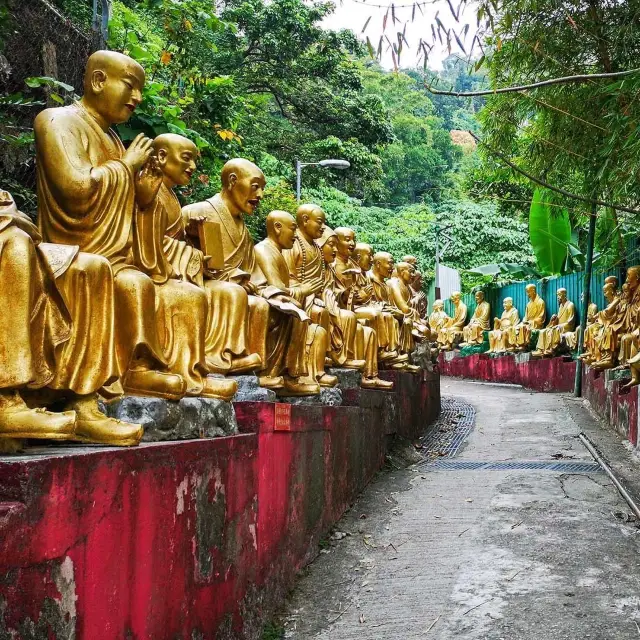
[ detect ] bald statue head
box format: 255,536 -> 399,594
433,299 -> 444,312
525,283 -> 537,300
296,203 -> 325,241
556,287 -> 568,304
353,242 -> 373,271
266,210 -> 297,250
334,227 -> 356,259
153,133 -> 198,188
220,158 -> 266,218
474,290 -> 485,304
626,266 -> 640,289
503,297 -> 513,311
605,275 -> 619,289
603,282 -> 617,302
451,291 -> 461,304
373,251 -> 394,279
82,50 -> 145,127
402,255 -> 418,266
396,261 -> 413,285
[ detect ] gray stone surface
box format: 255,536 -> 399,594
410,341 -> 437,370
514,350 -> 531,364
443,350 -> 460,362
328,368 -> 362,389
280,378 -> 640,639
279,386 -> 343,406
231,374 -> 277,402
103,395 -> 239,442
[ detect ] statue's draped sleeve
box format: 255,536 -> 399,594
35,104 -> 135,274
474,301 -> 491,329
558,301 -> 576,331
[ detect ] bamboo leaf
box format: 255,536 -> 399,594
362,15 -> 372,33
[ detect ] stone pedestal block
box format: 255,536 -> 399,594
327,367 -> 362,389
231,374 -> 277,402
278,387 -> 342,406
103,396 -> 238,442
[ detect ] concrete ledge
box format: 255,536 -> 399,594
0,370 -> 441,639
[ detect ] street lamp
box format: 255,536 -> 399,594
296,158 -> 351,202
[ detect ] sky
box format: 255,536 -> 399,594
322,0 -> 479,71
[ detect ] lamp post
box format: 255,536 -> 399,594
296,159 -> 351,202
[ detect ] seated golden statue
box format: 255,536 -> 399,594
410,271 -> 428,321
437,292 -> 467,350
387,261 -> 430,343
488,297 -> 520,354
532,287 -> 576,357
35,50 -> 236,401
0,190 -> 142,447
149,133 -> 261,377
587,280 -> 624,368
183,159 -> 328,395
615,268 -> 640,369
429,299 -> 449,338
460,291 -> 490,346
254,211 -> 337,392
579,277 -> 618,364
506,284 -> 545,352
317,229 -> 392,389
334,228 -> 404,365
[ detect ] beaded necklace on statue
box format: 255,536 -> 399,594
296,233 -> 325,284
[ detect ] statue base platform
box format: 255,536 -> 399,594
103,395 -> 238,442
231,374 -> 277,402
327,367 -> 362,389
277,386 -> 342,406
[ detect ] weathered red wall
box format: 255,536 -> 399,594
439,353 -> 639,447
0,370 -> 440,639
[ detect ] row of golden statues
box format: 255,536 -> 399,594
0,51 -> 433,450
432,268 -> 640,390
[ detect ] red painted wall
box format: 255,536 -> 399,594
0,370 -> 440,639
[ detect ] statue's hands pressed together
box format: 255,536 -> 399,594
302,276 -> 325,297
135,154 -> 164,209
123,133 -> 154,174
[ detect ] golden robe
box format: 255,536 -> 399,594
429,310 -> 449,335
0,198 -> 71,390
462,301 -> 490,345
507,295 -> 545,351
149,184 -> 252,374
575,302 -> 599,354
535,300 -> 576,355
35,102 -> 208,395
590,296 -> 622,364
437,302 -> 468,349
254,237 -> 326,381
335,257 -> 398,353
387,276 -> 419,353
182,195 -> 271,369
617,287 -> 640,366
489,307 -> 520,353
410,285 -> 428,321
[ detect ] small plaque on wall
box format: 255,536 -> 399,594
274,403 -> 292,431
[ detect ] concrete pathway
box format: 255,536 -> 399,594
280,378 -> 640,639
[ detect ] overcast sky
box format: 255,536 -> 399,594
322,0 -> 479,71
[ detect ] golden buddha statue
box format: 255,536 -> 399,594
488,297 -> 520,353
150,133 -> 261,377
183,159 -> 309,392
428,299 -> 449,337
0,189 -> 142,447
387,260 -> 430,343
284,205 -> 369,374
506,284 -> 546,352
36,51 -> 235,403
410,271 -> 428,321
532,288 -> 576,357
254,211 -> 337,392
460,291 -> 490,346
579,278 -> 618,364
316,228 -> 393,389
334,228 -> 403,365
572,300 -> 599,353
437,292 -> 467,350
615,268 -> 640,368
589,280 -> 625,369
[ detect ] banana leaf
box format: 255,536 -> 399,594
529,188 -> 572,275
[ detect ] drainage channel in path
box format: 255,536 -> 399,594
418,395 -> 603,474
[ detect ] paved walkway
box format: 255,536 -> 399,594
280,378 -> 640,639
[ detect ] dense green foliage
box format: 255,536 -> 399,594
0,0 -> 543,292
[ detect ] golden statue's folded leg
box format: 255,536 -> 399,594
335,309 -> 363,368
357,325 -> 393,390
203,279 -> 261,375
156,279 -> 236,401
247,295 -> 275,386
532,328 -> 548,356
113,268 -> 187,400
51,252 -> 119,394
299,324 -> 337,388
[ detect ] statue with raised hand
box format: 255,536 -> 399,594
35,50 -> 235,403
506,284 -> 545,352
532,288 -> 576,357
437,292 -> 467,350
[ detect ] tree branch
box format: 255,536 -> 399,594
425,68 -> 640,97
468,131 -> 640,215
